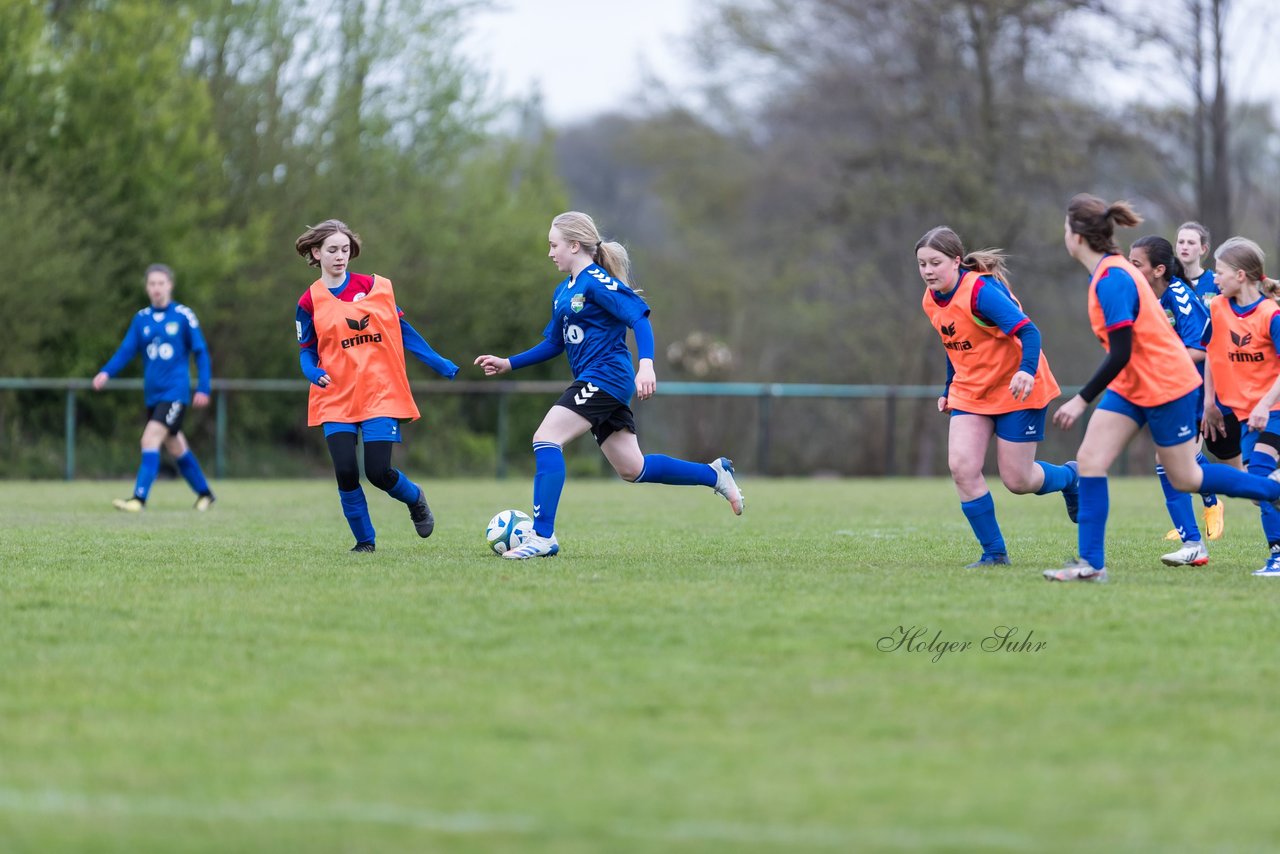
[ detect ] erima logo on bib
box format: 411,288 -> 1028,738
341,332 -> 383,349
940,322 -> 956,336
346,314 -> 372,331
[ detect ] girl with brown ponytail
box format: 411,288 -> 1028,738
1045,195 -> 1280,582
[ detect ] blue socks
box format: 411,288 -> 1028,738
960,492 -> 1006,559
1246,454 -> 1280,545
176,451 -> 211,497
339,487 -> 375,545
133,450 -> 161,501
386,470 -> 422,505
1157,464 -> 1201,543
1034,461 -> 1076,495
1199,461 -> 1280,503
1196,453 -> 1218,506
532,442 -> 565,537
1077,476 -> 1109,570
634,454 -> 717,487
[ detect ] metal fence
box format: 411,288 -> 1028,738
1,378 -> 968,480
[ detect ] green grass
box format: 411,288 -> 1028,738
2,476 -> 1280,852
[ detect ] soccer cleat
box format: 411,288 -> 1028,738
350,542 -> 376,553
194,493 -> 216,512
1164,528 -> 1181,541
409,489 -> 435,538
966,554 -> 1011,568
1203,502 -> 1224,540
1160,540 -> 1209,567
1043,558 -> 1108,583
502,533 -> 560,560
710,457 -> 744,515
112,497 -> 144,513
1253,547 -> 1280,576
1062,461 -> 1079,523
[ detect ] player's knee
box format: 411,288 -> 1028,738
1164,466 -> 1200,492
615,461 -> 643,482
333,462 -> 361,492
367,467 -> 398,492
948,459 -> 982,487
1000,469 -> 1038,495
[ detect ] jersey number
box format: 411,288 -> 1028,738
146,342 -> 175,361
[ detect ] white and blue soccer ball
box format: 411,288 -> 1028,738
486,509 -> 533,555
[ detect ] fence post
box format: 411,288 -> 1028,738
885,389 -> 898,476
215,390 -> 227,479
757,390 -> 773,476
65,388 -> 76,481
496,390 -> 509,480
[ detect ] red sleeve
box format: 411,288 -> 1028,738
298,289 -> 314,314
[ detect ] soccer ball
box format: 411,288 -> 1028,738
486,509 -> 533,555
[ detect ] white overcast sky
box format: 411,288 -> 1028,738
461,0 -> 1280,124
461,0 -> 701,123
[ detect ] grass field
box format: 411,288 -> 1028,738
3,476 -> 1280,852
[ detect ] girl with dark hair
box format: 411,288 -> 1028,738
294,219 -> 459,552
473,211 -> 743,560
1045,195 -> 1280,582
1201,237 -> 1280,576
1129,236 -> 1222,562
916,226 -> 1078,569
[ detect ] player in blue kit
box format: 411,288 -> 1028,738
1129,235 -> 1219,564
92,264 -> 215,511
1177,221 -> 1218,307
474,211 -> 744,559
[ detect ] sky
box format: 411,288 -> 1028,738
461,0 -> 702,123
461,0 -> 1280,125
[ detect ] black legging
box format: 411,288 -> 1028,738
326,434 -> 398,493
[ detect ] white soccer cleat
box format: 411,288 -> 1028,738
502,533 -> 560,560
710,457 -> 744,515
1160,540 -> 1209,567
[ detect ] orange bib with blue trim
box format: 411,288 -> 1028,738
307,276 -> 420,427
1206,296 -> 1280,420
922,271 -> 1060,414
1087,255 -> 1200,407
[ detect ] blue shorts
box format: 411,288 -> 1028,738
950,407 -> 1046,443
1241,411 -> 1280,459
1097,389 -> 1199,447
322,417 -> 404,443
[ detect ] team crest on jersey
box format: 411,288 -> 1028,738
570,293 -> 586,313
1164,309 -> 1176,326
165,322 -> 179,336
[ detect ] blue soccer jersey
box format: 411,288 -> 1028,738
540,264 -> 650,404
1161,277 -> 1211,357
100,303 -> 211,406
1189,268 -> 1218,307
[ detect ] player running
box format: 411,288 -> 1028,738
916,226 -> 1079,568
295,219 -> 459,553
92,264 -> 215,512
1200,237 -> 1280,576
1046,195 -> 1280,583
1127,235 -> 1220,563
473,211 -> 743,560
